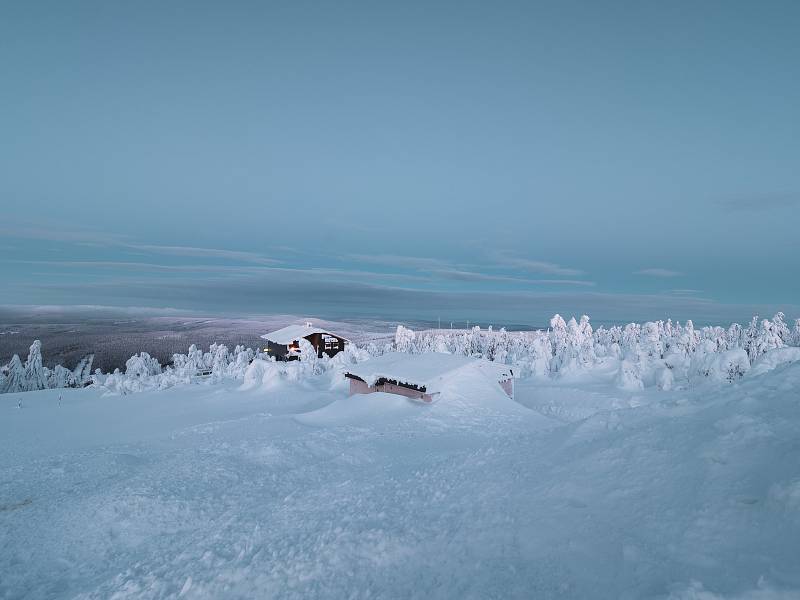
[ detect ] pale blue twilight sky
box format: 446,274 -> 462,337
1,1 -> 798,325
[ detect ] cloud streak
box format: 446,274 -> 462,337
490,252 -> 584,277
635,268 -> 683,278
126,244 -> 281,265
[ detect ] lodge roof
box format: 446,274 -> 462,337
260,324 -> 349,345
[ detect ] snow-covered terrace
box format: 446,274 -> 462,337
345,352 -> 514,400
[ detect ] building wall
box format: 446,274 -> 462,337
305,333 -> 346,358
266,333 -> 347,361
349,376 -> 511,402
348,378 -> 435,403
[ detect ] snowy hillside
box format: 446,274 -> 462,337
2,348 -> 799,599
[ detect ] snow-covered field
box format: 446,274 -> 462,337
2,355 -> 799,599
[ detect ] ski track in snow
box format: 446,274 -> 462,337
1,364 -> 800,599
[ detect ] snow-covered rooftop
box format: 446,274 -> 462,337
345,352 -> 512,395
260,324 -> 348,345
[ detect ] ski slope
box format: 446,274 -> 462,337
1,361 -> 799,599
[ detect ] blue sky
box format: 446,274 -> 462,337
1,1 -> 798,325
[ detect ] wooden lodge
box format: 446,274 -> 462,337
260,323 -> 349,361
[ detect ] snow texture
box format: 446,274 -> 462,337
2,349 -> 800,598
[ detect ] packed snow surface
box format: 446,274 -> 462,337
344,351 -> 513,393
2,361 -> 800,599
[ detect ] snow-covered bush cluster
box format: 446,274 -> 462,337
0,340 -> 94,394
2,313 -> 798,396
388,312 -> 800,390
91,343 -> 258,395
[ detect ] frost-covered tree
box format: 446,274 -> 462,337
298,338 -> 321,375
24,340 -> 49,391
676,320 -> 699,357
640,321 -> 664,359
577,315 -> 595,359
125,352 -> 162,379
528,334 -> 552,376
72,354 -> 94,387
771,312 -> 791,345
616,359 -> 643,390
549,314 -> 568,373
742,316 -> 759,360
750,318 -> 785,360
49,365 -> 75,389
394,325 -> 416,353
726,323 -> 743,350
210,344 -> 230,380
3,355 -> 26,393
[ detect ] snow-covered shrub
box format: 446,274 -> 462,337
655,365 -> 674,391
616,360 -> 643,390
690,349 -> 749,383
240,358 -> 283,391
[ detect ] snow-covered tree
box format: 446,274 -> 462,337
298,338 -> 321,375
549,314 -> 568,373
394,325 -> 416,353
49,365 -> 75,389
209,344 -> 230,380
742,316 -> 760,360
726,322 -> 743,350
3,355 -> 26,393
24,340 -> 49,391
72,354 -> 94,387
751,318 -> 785,360
125,352 -> 162,379
616,359 -> 643,390
771,312 -> 791,345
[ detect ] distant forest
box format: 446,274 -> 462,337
0,317 -> 272,373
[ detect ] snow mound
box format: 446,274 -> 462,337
295,392 -> 419,427
239,358 -> 283,391
345,352 -> 512,395
747,347 -> 800,379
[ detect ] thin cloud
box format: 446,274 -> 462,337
635,268 -> 683,278
2,259 -> 431,285
345,253 -> 450,270
0,224 -> 281,266
490,252 -> 584,277
126,243 -> 280,265
429,269 -> 595,286
667,289 -> 702,295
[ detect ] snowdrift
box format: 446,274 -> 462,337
295,392 -> 419,427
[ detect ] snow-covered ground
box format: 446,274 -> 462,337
2,360 -> 800,599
